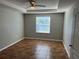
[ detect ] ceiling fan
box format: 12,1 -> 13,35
27,0 -> 46,9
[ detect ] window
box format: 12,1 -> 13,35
36,16 -> 50,33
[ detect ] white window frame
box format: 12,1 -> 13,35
36,16 -> 50,33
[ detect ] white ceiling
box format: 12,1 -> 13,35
0,0 -> 78,13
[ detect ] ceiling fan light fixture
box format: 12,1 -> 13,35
31,6 -> 35,9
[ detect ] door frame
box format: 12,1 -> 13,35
70,8 -> 79,59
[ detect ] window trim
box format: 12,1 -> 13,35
36,16 -> 50,33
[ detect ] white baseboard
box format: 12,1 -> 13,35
63,42 -> 70,58
24,37 -> 63,42
0,37 -> 24,52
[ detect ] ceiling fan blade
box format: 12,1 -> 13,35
35,5 -> 46,7
27,0 -> 46,8
28,0 -> 33,6
28,0 -> 36,6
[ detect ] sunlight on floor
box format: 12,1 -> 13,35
35,44 -> 51,59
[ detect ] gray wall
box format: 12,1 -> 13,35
0,4 -> 24,50
63,2 -> 79,57
63,7 -> 74,57
71,2 -> 79,59
63,1 -> 79,58
24,13 -> 64,40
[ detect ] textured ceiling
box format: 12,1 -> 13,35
6,0 -> 59,9
0,0 -> 78,13
7,0 -> 28,3
58,0 -> 76,9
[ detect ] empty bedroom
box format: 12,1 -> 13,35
0,0 -> 79,59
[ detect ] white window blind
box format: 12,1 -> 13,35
36,16 -> 50,33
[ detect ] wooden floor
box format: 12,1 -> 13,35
0,39 -> 69,59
